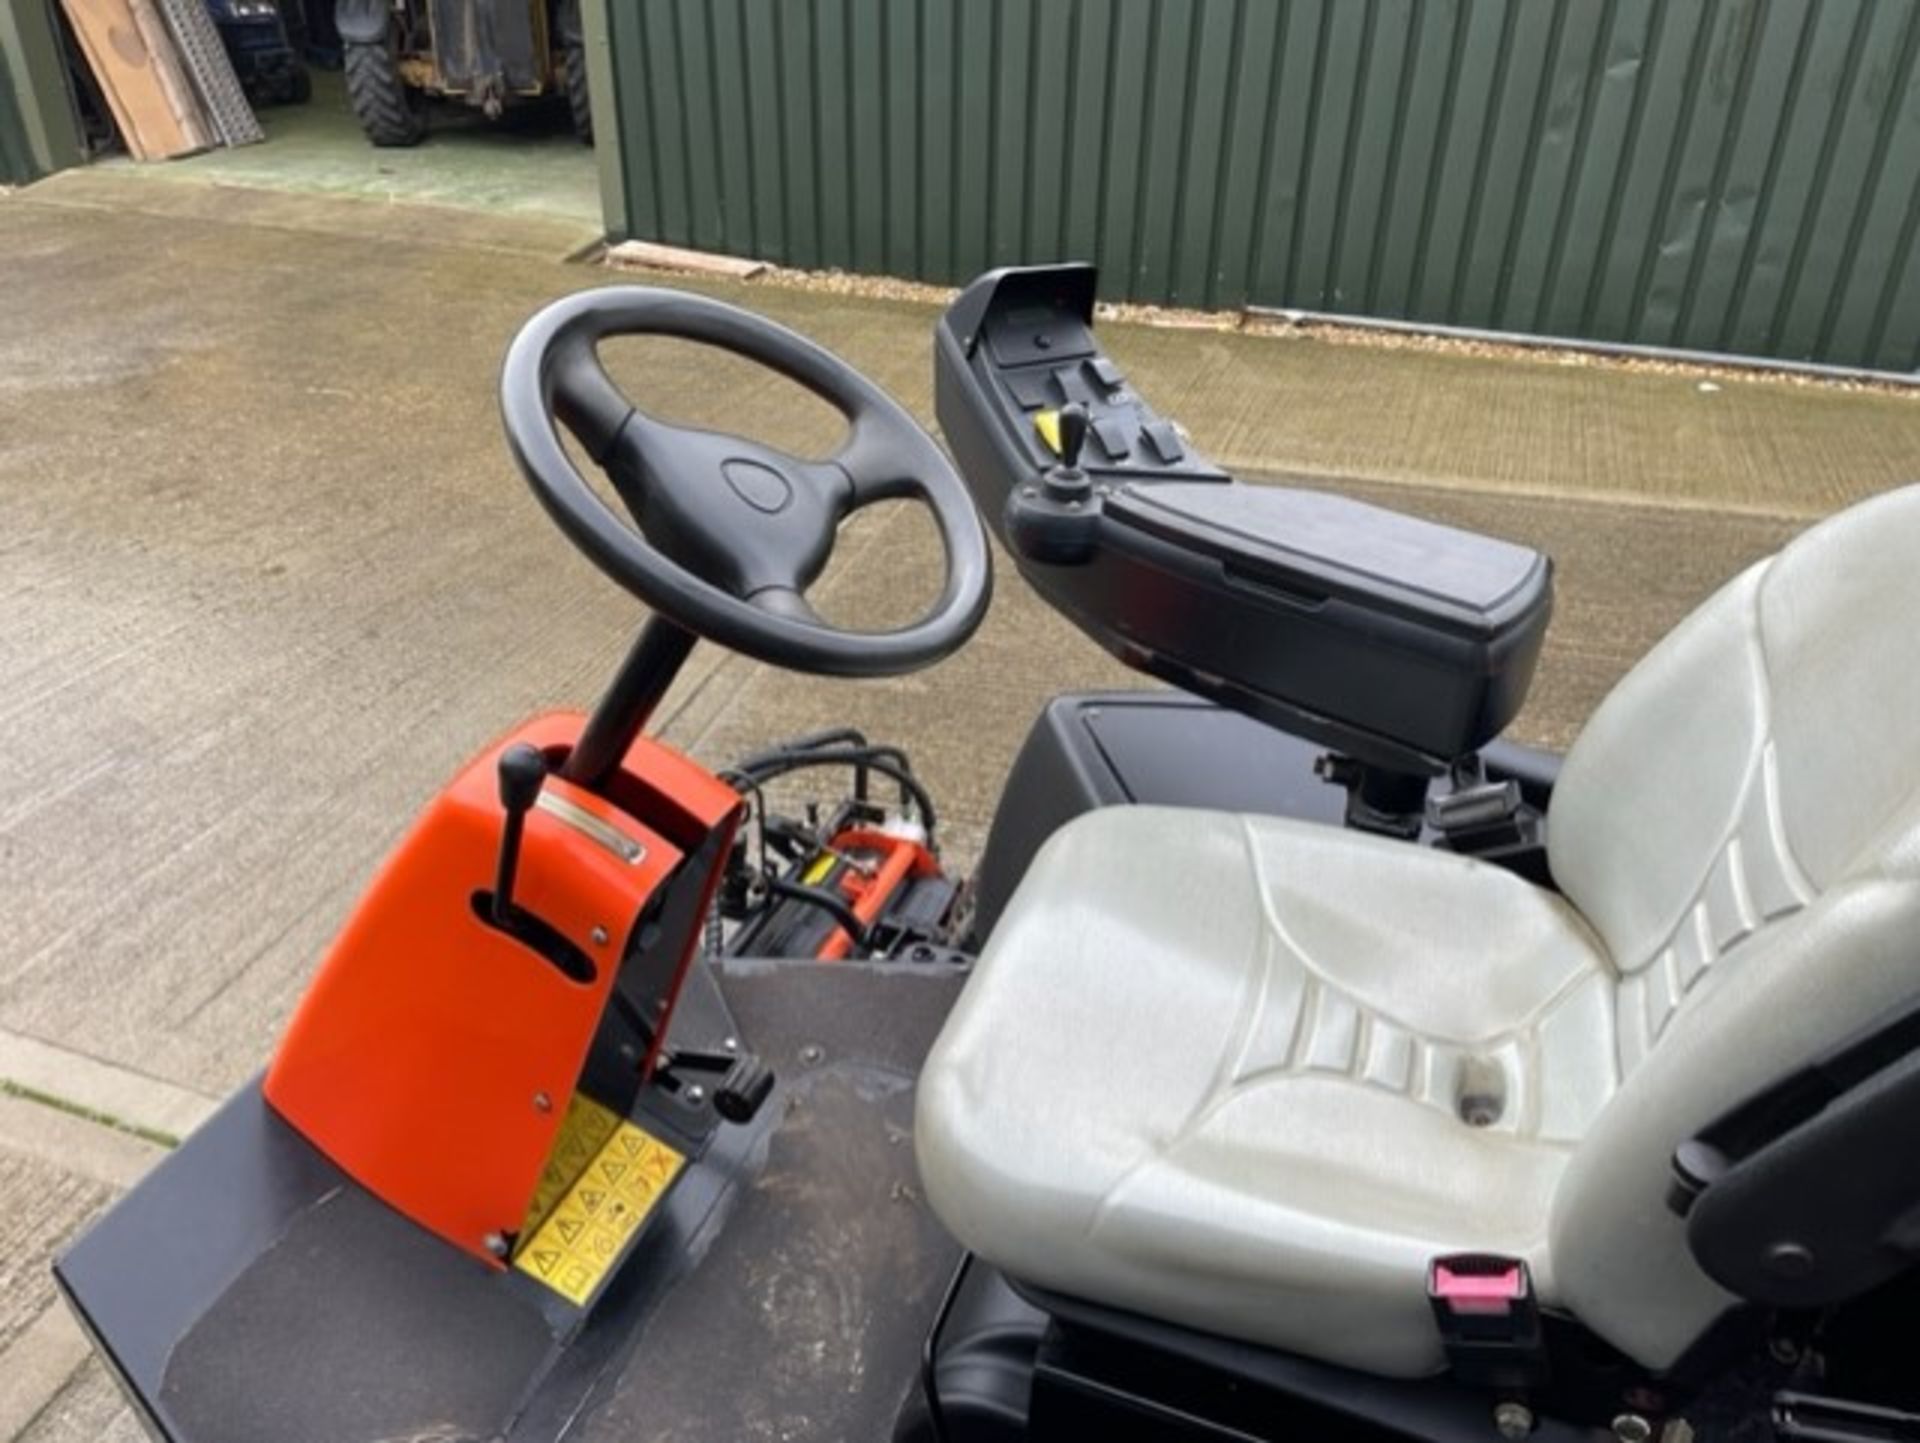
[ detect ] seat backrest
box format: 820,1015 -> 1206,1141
1541,484 -> 1920,1367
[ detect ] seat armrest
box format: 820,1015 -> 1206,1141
1669,1001 -> 1920,1307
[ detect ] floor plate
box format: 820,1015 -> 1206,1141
56,959 -> 967,1443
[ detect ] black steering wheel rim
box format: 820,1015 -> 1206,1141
500,286 -> 992,677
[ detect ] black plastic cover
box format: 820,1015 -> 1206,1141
906,1256 -> 1048,1442
935,264 -> 1554,771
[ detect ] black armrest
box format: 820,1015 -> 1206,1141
1668,1001 -> 1920,1307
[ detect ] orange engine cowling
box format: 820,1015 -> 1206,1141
263,712 -> 741,1266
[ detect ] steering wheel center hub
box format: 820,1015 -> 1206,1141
722,457 -> 796,516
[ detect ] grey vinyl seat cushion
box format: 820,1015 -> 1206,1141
915,485 -> 1920,1379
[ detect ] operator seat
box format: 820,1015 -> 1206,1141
915,485 -> 1920,1379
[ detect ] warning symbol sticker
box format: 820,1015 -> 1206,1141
527,1247 -> 563,1279
512,1096 -> 685,1307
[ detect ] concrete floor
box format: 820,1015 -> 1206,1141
102,67 -> 602,236
1,165 -> 1918,1437
13,1366 -> 146,1443
0,1096 -> 162,1443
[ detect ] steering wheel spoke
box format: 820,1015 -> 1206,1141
500,286 -> 992,677
746,585 -> 830,626
834,415 -> 925,510
548,337 -> 634,462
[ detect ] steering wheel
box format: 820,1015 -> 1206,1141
500,287 -> 992,677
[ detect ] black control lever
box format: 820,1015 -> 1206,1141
1043,401 -> 1092,505
657,1043 -> 777,1124
493,743 -> 548,925
1056,401 -> 1089,474
715,1055 -> 776,1124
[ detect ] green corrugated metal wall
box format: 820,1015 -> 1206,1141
606,0 -> 1920,371
0,0 -> 85,186
0,45 -> 37,186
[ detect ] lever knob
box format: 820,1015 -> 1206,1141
715,1055 -> 776,1124
498,743 -> 548,814
1056,402 -> 1090,474
493,743 -> 547,924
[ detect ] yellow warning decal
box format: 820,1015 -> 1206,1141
1033,408 -> 1063,455
513,1095 -> 685,1306
519,1095 -> 615,1236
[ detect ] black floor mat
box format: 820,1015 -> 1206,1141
162,1184 -> 553,1443
570,960 -> 966,1443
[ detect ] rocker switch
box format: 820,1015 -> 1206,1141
1005,368 -> 1057,410
1092,417 -> 1133,460
1142,420 -> 1186,464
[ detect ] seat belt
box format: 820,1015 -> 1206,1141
1427,1253 -> 1549,1390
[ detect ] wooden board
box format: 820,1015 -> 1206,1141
127,0 -> 211,152
603,240 -> 769,280
59,0 -> 210,160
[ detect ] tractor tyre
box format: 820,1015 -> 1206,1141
345,39 -> 426,146
564,42 -> 593,145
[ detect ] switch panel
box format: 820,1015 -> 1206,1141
960,299 -> 1227,483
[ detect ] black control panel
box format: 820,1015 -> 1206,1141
957,267 -> 1229,485
933,264 -> 1554,773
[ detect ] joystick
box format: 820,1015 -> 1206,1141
1044,402 -> 1093,503
1055,401 -> 1089,473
